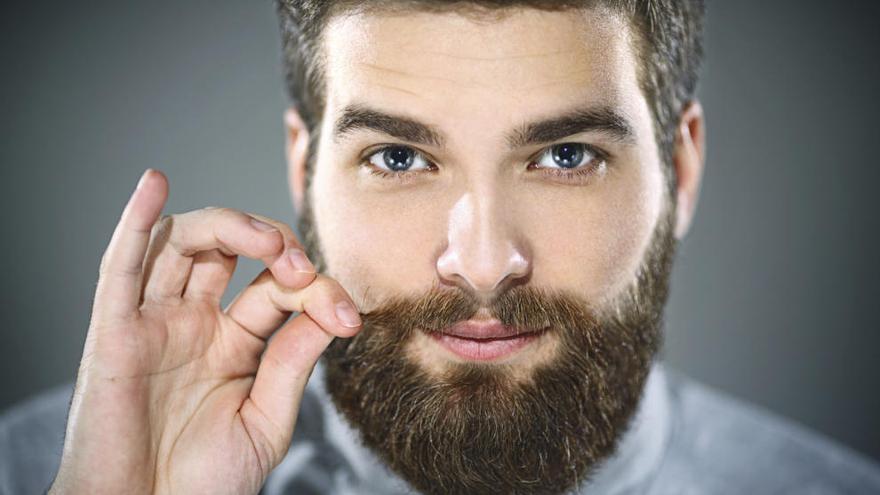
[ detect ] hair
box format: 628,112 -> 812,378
275,0 -> 705,192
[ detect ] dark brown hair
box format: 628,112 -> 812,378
275,0 -> 705,191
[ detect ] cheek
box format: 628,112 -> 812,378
526,161 -> 664,303
311,144 -> 664,308
311,168 -> 444,306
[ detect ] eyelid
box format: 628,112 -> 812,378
361,143 -> 435,162
529,142 -> 608,165
362,144 -> 440,175
362,142 -> 606,165
359,141 -> 608,184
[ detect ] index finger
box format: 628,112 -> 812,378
141,208 -> 308,300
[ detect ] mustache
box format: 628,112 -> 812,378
358,285 -> 600,338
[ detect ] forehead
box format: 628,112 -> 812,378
320,7 -> 645,144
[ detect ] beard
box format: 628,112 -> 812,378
298,161 -> 678,494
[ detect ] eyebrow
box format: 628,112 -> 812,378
334,104 -> 446,147
333,103 -> 635,149
507,106 -> 635,148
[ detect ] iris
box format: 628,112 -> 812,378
382,146 -> 415,171
550,143 -> 584,169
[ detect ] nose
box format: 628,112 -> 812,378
436,192 -> 531,298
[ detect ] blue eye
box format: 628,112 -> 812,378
367,145 -> 432,172
534,143 -> 596,170
362,142 -> 604,184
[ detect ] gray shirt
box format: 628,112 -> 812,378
2,362 -> 879,494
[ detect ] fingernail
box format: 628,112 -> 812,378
335,301 -> 362,328
287,247 -> 315,273
250,218 -> 278,232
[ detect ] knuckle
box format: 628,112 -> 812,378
152,214 -> 174,237
273,219 -> 294,235
275,222 -> 302,247
204,206 -> 233,216
98,256 -> 139,279
311,274 -> 347,299
97,250 -> 139,278
151,214 -> 179,251
249,212 -> 294,235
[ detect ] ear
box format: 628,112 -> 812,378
672,100 -> 706,240
285,107 -> 311,215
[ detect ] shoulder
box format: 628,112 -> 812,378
0,383 -> 72,495
648,369 -> 880,495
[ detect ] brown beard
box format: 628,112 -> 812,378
311,199 -> 678,495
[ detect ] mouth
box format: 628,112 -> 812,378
427,319 -> 548,362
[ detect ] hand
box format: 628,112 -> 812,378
49,169 -> 362,494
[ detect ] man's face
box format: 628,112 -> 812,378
292,6 -> 676,494
308,6 -> 665,367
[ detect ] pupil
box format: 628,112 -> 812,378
383,147 -> 414,171
552,144 -> 583,169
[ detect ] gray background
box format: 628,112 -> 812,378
2,0 -> 878,463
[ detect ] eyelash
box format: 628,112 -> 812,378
362,144 -> 609,184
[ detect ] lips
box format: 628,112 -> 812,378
428,319 -> 546,361
440,320 -> 526,339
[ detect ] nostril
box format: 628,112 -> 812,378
436,244 -> 532,294
437,192 -> 532,293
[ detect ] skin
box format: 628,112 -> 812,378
290,7 -> 705,374
49,177 -> 364,494
51,6 -> 704,494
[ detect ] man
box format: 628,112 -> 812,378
1,1 -> 879,494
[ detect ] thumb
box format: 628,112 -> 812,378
239,313 -> 334,471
